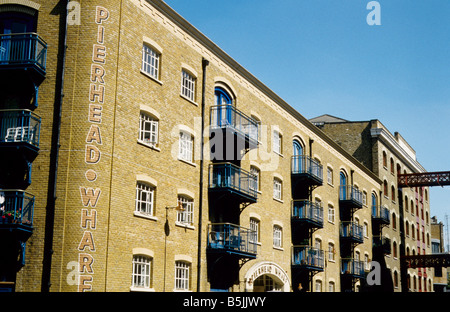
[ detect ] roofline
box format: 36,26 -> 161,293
149,0 -> 382,184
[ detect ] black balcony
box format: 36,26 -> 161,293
373,236 -> 391,255
339,185 -> 363,211
0,109 -> 41,158
371,205 -> 390,227
292,246 -> 325,272
291,155 -> 323,187
208,163 -> 258,204
209,105 -> 258,161
341,258 -> 366,279
0,190 -> 34,237
340,221 -> 364,245
291,200 -> 323,229
0,33 -> 47,82
207,223 -> 257,258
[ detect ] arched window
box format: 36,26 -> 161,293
292,139 -> 304,173
214,86 -> 233,127
340,171 -> 347,199
371,193 -> 377,217
215,86 -> 233,105
383,180 -> 388,197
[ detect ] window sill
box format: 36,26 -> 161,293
178,157 -> 197,167
273,197 -> 284,204
175,221 -> 195,230
140,69 -> 163,85
137,140 -> 161,151
134,211 -> 158,222
180,94 -> 198,107
130,286 -> 155,292
273,151 -> 284,157
273,246 -> 284,251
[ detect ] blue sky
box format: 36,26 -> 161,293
165,0 -> 450,242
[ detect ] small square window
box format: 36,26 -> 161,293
142,45 -> 160,80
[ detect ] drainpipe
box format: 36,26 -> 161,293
197,57 -> 209,292
41,0 -> 68,292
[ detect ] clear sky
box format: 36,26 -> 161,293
164,0 -> 450,247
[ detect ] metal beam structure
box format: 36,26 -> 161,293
402,254 -> 450,269
398,171 -> 450,188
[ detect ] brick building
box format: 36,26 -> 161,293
0,0 -> 433,292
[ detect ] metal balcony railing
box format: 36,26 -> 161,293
208,163 -> 258,201
291,155 -> 323,183
0,109 -> 41,148
291,200 -> 323,227
207,223 -> 257,257
339,185 -> 363,205
292,246 -> 325,270
210,104 -> 259,145
373,236 -> 391,254
340,221 -> 363,242
0,190 -> 34,227
372,205 -> 390,224
341,258 -> 365,278
0,33 -> 47,72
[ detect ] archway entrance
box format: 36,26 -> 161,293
244,261 -> 290,292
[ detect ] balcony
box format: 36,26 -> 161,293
340,221 -> 363,244
207,223 -> 257,258
339,185 -> 363,211
209,105 -> 259,160
0,109 -> 41,158
0,33 -> 47,83
371,205 -> 390,227
291,200 -> 323,229
0,190 -> 34,237
341,258 -> 366,279
292,246 -> 325,272
373,236 -> 391,255
208,163 -> 258,204
291,155 -> 323,187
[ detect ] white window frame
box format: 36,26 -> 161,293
250,166 -> 260,192
135,182 -> 155,216
273,178 -> 282,200
175,261 -> 190,291
179,131 -> 193,163
328,204 -> 335,223
250,218 -> 260,244
273,130 -> 282,155
142,44 -> 160,80
328,243 -> 335,261
273,225 -> 282,248
177,196 -> 194,226
138,112 -> 158,147
327,167 -> 333,185
132,255 -> 152,289
181,70 -> 196,102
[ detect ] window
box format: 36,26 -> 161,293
363,222 -> 368,237
362,191 -> 367,206
315,280 -> 322,292
392,213 -> 397,230
328,243 -> 335,261
273,178 -> 282,200
250,218 -> 260,244
181,70 -> 196,102
273,225 -> 282,248
179,131 -> 193,163
382,151 -> 387,168
390,158 -> 395,174
328,204 -> 335,223
273,130 -> 282,155
139,112 -> 158,147
175,261 -> 190,291
135,182 -> 155,216
383,180 -> 388,197
142,44 -> 160,80
393,241 -> 398,258
177,196 -> 194,226
132,255 -> 152,289
391,185 -> 396,201
328,281 -> 335,292
250,166 -> 261,192
327,167 -> 333,185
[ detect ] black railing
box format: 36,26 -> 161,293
0,109 -> 41,147
0,33 -> 47,72
292,246 -> 325,270
291,200 -> 323,227
372,205 -> 390,224
340,221 -> 363,242
207,223 -> 257,256
341,258 -> 365,278
339,185 -> 362,205
291,155 -> 323,183
0,190 -> 34,227
208,163 -> 258,200
210,104 -> 259,144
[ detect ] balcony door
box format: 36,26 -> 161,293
292,140 -> 303,173
340,171 -> 347,199
214,87 -> 233,127
0,12 -> 37,64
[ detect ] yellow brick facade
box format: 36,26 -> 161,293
0,0 -> 435,293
